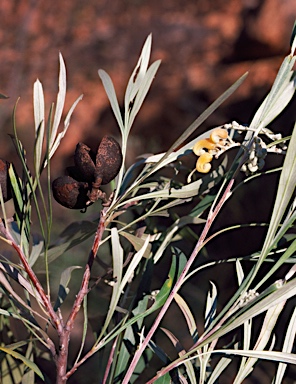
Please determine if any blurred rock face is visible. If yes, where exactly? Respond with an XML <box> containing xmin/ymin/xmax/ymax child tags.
<box><xmin>0</xmin><ymin>0</ymin><xmax>295</xmax><ymax>173</ymax></box>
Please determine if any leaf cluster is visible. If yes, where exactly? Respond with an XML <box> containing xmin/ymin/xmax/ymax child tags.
<box><xmin>0</xmin><ymin>25</ymin><xmax>296</xmax><ymax>384</ymax></box>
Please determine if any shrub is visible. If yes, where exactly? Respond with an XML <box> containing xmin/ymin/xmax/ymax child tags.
<box><xmin>0</xmin><ymin>26</ymin><xmax>296</xmax><ymax>384</ymax></box>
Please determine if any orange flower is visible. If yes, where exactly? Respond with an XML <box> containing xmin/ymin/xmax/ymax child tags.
<box><xmin>196</xmin><ymin>153</ymin><xmax>213</xmax><ymax>173</ymax></box>
<box><xmin>192</xmin><ymin>128</ymin><xmax>228</xmax><ymax>174</ymax></box>
<box><xmin>209</xmin><ymin>128</ymin><xmax>228</xmax><ymax>143</ymax></box>
<box><xmin>193</xmin><ymin>138</ymin><xmax>216</xmax><ymax>156</ymax></box>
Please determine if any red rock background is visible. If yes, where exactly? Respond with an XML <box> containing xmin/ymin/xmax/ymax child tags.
<box><xmin>0</xmin><ymin>1</ymin><xmax>296</xmax><ymax>383</ymax></box>
<box><xmin>1</xmin><ymin>0</ymin><xmax>295</xmax><ymax>169</ymax></box>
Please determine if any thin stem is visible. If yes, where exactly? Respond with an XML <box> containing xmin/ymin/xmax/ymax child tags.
<box><xmin>56</xmin><ymin>206</ymin><xmax>108</xmax><ymax>383</ymax></box>
<box><xmin>0</xmin><ymin>220</ymin><xmax>62</xmax><ymax>335</ymax></box>
<box><xmin>122</xmin><ymin>179</ymin><xmax>234</xmax><ymax>384</ymax></box>
<box><xmin>102</xmin><ymin>336</ymin><xmax>119</xmax><ymax>384</ymax></box>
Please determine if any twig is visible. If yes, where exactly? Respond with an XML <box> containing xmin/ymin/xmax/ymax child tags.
<box><xmin>0</xmin><ymin>220</ymin><xmax>62</xmax><ymax>336</ymax></box>
<box><xmin>122</xmin><ymin>179</ymin><xmax>234</xmax><ymax>384</ymax></box>
<box><xmin>56</xmin><ymin>206</ymin><xmax>108</xmax><ymax>383</ymax></box>
<box><xmin>102</xmin><ymin>336</ymin><xmax>119</xmax><ymax>384</ymax></box>
<box><xmin>0</xmin><ymin>204</ymin><xmax>108</xmax><ymax>384</ymax></box>
<box><xmin>64</xmin><ymin>213</ymin><xmax>145</xmax><ymax>380</ymax></box>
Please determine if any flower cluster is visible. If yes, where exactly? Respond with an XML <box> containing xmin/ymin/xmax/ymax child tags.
<box><xmin>192</xmin><ymin>128</ymin><xmax>229</xmax><ymax>173</ymax></box>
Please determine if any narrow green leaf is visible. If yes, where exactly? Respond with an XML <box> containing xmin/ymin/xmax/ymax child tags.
<box><xmin>8</xmin><ymin>164</ymin><xmax>31</xmax><ymax>255</ymax></box>
<box><xmin>98</xmin><ymin>228</ymin><xmax>124</xmax><ymax>339</ymax></box>
<box><xmin>250</xmin><ymin>53</ymin><xmax>296</xmax><ymax>129</ymax></box>
<box><xmin>99</xmin><ymin>253</ymin><xmax>180</xmax><ymax>349</ymax></box>
<box><xmin>236</xmin><ymin>259</ymin><xmax>244</xmax><ymax>285</ymax></box>
<box><xmin>153</xmin><ymin>373</ymin><xmax>171</xmax><ymax>384</ymax></box>
<box><xmin>204</xmin><ymin>281</ymin><xmax>217</xmax><ymax>330</ymax></box>
<box><xmin>127</xmin><ymin>60</ymin><xmax>161</xmax><ymax>132</ymax></box>
<box><xmin>22</xmin><ymin>342</ymin><xmax>35</xmax><ymax>384</ymax></box>
<box><xmin>234</xmin><ymin>302</ymin><xmax>285</xmax><ymax>383</ymax></box>
<box><xmin>209</xmin><ymin>349</ymin><xmax>296</xmax><ymax>365</ymax></box>
<box><xmin>0</xmin><ymin>184</ymin><xmax>9</xmax><ymax>229</ymax></box>
<box><xmin>290</xmin><ymin>21</ymin><xmax>296</xmax><ymax>53</ymax></box>
<box><xmin>255</xmin><ymin>238</ymin><xmax>296</xmax><ymax>290</ymax></box>
<box><xmin>29</xmin><ymin>238</ymin><xmax>44</xmax><ymax>267</ymax></box>
<box><xmin>154</xmin><ymin>216</ymin><xmax>205</xmax><ymax>263</ymax></box>
<box><xmin>256</xmin><ymin>79</ymin><xmax>296</xmax><ymax>128</ymax></box>
<box><xmin>208</xmin><ymin>357</ymin><xmax>232</xmax><ymax>384</ymax></box>
<box><xmin>124</xmin><ymin>34</ymin><xmax>152</xmax><ymax>112</ymax></box>
<box><xmin>148</xmin><ymin>336</ymin><xmax>170</xmax><ymax>363</ymax></box>
<box><xmin>74</xmin><ymin>296</ymin><xmax>89</xmax><ymax>365</ymax></box>
<box><xmin>120</xmin><ymin>231</ymin><xmax>151</xmax><ymax>258</ymax></box>
<box><xmin>198</xmin><ymin>278</ymin><xmax>296</xmax><ymax>349</ymax></box>
<box><xmin>98</xmin><ymin>69</ymin><xmax>124</xmax><ymax>133</ymax></box>
<box><xmin>34</xmin><ymin>220</ymin><xmax>97</xmax><ymax>271</ymax></box>
<box><xmin>119</xmin><ymin>234</ymin><xmax>150</xmax><ymax>292</ymax></box>
<box><xmin>1</xmin><ymin>262</ymin><xmax>42</xmax><ymax>304</ymax></box>
<box><xmin>3</xmin><ymin>341</ymin><xmax>30</xmax><ymax>351</ymax></box>
<box><xmin>0</xmin><ymin>346</ymin><xmax>44</xmax><ymax>381</ymax></box>
<box><xmin>255</xmin><ymin>122</ymin><xmax>296</xmax><ymax>274</ymax></box>
<box><xmin>250</xmin><ymin>60</ymin><xmax>296</xmax><ymax>129</ymax></box>
<box><xmin>274</xmin><ymin>307</ymin><xmax>296</xmax><ymax>384</ymax></box>
<box><xmin>241</xmin><ymin>318</ymin><xmax>252</xmax><ymax>368</ymax></box>
<box><xmin>114</xmin><ymin>296</ymin><xmax>151</xmax><ymax>379</ymax></box>
<box><xmin>49</xmin><ymin>53</ymin><xmax>66</xmax><ymax>151</ymax></box>
<box><xmin>174</xmin><ymin>293</ymin><xmax>198</xmax><ymax>342</ymax></box>
<box><xmin>48</xmin><ymin>94</ymin><xmax>83</xmax><ymax>162</ymax></box>
<box><xmin>54</xmin><ymin>266</ymin><xmax>82</xmax><ymax>311</ymax></box>
<box><xmin>111</xmin><ymin>227</ymin><xmax>124</xmax><ymax>286</ymax></box>
<box><xmin>22</xmin><ymin>364</ymin><xmax>35</xmax><ymax>384</ymax></box>
<box><xmin>33</xmin><ymin>79</ymin><xmax>45</xmax><ymax>172</ymax></box>
<box><xmin>8</xmin><ymin>163</ymin><xmax>24</xmax><ymax>214</ymax></box>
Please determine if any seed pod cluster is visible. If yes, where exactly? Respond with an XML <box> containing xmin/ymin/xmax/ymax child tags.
<box><xmin>0</xmin><ymin>158</ymin><xmax>12</xmax><ymax>202</ymax></box>
<box><xmin>52</xmin><ymin>136</ymin><xmax>122</xmax><ymax>209</ymax></box>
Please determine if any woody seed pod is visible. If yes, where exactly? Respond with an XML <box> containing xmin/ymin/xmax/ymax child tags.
<box><xmin>95</xmin><ymin>135</ymin><xmax>122</xmax><ymax>185</ymax></box>
<box><xmin>73</xmin><ymin>142</ymin><xmax>96</xmax><ymax>182</ymax></box>
<box><xmin>52</xmin><ymin>176</ymin><xmax>90</xmax><ymax>209</ymax></box>
<box><xmin>87</xmin><ymin>136</ymin><xmax>123</xmax><ymax>203</ymax></box>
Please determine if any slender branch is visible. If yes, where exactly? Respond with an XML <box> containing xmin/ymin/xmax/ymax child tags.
<box><xmin>122</xmin><ymin>179</ymin><xmax>234</xmax><ymax>384</ymax></box>
<box><xmin>66</xmin><ymin>206</ymin><xmax>108</xmax><ymax>328</ymax></box>
<box><xmin>64</xmin><ymin>345</ymin><xmax>96</xmax><ymax>379</ymax></box>
<box><xmin>102</xmin><ymin>336</ymin><xmax>119</xmax><ymax>384</ymax></box>
<box><xmin>0</xmin><ymin>220</ymin><xmax>63</xmax><ymax>336</ymax></box>
<box><xmin>56</xmin><ymin>206</ymin><xmax>108</xmax><ymax>383</ymax></box>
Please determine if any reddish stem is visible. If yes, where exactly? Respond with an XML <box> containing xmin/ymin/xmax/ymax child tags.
<box><xmin>0</xmin><ymin>221</ymin><xmax>62</xmax><ymax>337</ymax></box>
<box><xmin>0</xmin><ymin>205</ymin><xmax>108</xmax><ymax>384</ymax></box>
<box><xmin>123</xmin><ymin>179</ymin><xmax>234</xmax><ymax>384</ymax></box>
<box><xmin>56</xmin><ymin>206</ymin><xmax>108</xmax><ymax>383</ymax></box>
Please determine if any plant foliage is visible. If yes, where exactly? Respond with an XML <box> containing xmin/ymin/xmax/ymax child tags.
<box><xmin>0</xmin><ymin>25</ymin><xmax>296</xmax><ymax>384</ymax></box>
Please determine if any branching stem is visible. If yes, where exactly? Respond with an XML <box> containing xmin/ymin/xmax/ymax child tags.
<box><xmin>122</xmin><ymin>179</ymin><xmax>234</xmax><ymax>384</ymax></box>
<box><xmin>56</xmin><ymin>206</ymin><xmax>108</xmax><ymax>383</ymax></box>
<box><xmin>0</xmin><ymin>205</ymin><xmax>108</xmax><ymax>384</ymax></box>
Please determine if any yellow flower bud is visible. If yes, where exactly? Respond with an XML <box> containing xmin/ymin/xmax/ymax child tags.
<box><xmin>209</xmin><ymin>128</ymin><xmax>228</xmax><ymax>143</ymax></box>
<box><xmin>193</xmin><ymin>138</ymin><xmax>216</xmax><ymax>156</ymax></box>
<box><xmin>196</xmin><ymin>153</ymin><xmax>213</xmax><ymax>173</ymax></box>
<box><xmin>192</xmin><ymin>129</ymin><xmax>229</xmax><ymax>175</ymax></box>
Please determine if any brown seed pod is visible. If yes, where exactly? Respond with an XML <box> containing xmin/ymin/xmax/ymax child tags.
<box><xmin>87</xmin><ymin>136</ymin><xmax>122</xmax><ymax>203</ymax></box>
<box><xmin>52</xmin><ymin>176</ymin><xmax>90</xmax><ymax>209</ymax></box>
<box><xmin>73</xmin><ymin>142</ymin><xmax>96</xmax><ymax>182</ymax></box>
<box><xmin>0</xmin><ymin>158</ymin><xmax>12</xmax><ymax>202</ymax></box>
<box><xmin>95</xmin><ymin>135</ymin><xmax>122</xmax><ymax>185</ymax></box>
